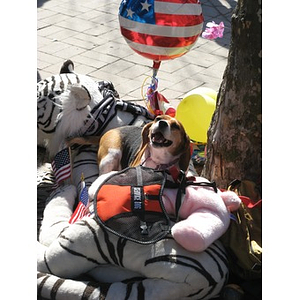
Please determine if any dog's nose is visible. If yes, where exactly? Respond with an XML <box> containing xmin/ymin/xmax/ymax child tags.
<box><xmin>158</xmin><ymin>120</ymin><xmax>168</xmax><ymax>130</ymax></box>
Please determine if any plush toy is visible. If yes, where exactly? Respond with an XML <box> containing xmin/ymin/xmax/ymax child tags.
<box><xmin>168</xmin><ymin>179</ymin><xmax>241</xmax><ymax>252</ymax></box>
<box><xmin>37</xmin><ymin>60</ymin><xmax>153</xmax><ymax>159</ymax></box>
<box><xmin>38</xmin><ymin>170</ymin><xmax>240</xmax><ymax>300</ymax></box>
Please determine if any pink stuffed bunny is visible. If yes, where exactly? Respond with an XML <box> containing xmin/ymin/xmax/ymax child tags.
<box><xmin>162</xmin><ymin>176</ymin><xmax>241</xmax><ymax>252</ymax></box>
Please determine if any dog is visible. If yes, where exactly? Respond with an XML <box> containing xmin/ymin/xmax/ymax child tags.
<box><xmin>67</xmin><ymin>115</ymin><xmax>191</xmax><ymax>175</ymax></box>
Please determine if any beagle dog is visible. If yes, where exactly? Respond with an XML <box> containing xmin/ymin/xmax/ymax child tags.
<box><xmin>67</xmin><ymin>115</ymin><xmax>191</xmax><ymax>175</ymax></box>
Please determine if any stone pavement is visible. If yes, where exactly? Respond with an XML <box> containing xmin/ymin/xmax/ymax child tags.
<box><xmin>37</xmin><ymin>0</ymin><xmax>237</xmax><ymax>107</ymax></box>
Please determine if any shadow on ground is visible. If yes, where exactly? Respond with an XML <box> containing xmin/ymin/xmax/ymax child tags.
<box><xmin>37</xmin><ymin>0</ymin><xmax>50</xmax><ymax>8</ymax></box>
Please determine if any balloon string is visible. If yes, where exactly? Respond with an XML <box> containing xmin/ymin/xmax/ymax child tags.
<box><xmin>146</xmin><ymin>77</ymin><xmax>158</xmax><ymax>112</ymax></box>
<box><xmin>141</xmin><ymin>75</ymin><xmax>151</xmax><ymax>105</ymax></box>
<box><xmin>141</xmin><ymin>76</ymin><xmax>159</xmax><ymax>100</ymax></box>
<box><xmin>152</xmin><ymin>60</ymin><xmax>161</xmax><ymax>85</ymax></box>
<box><xmin>152</xmin><ymin>70</ymin><xmax>158</xmax><ymax>85</ymax></box>
<box><xmin>141</xmin><ymin>76</ymin><xmax>159</xmax><ymax>114</ymax></box>
<box><xmin>142</xmin><ymin>61</ymin><xmax>161</xmax><ymax>112</ymax></box>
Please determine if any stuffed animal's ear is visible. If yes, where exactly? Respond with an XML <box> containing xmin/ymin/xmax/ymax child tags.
<box><xmin>130</xmin><ymin>122</ymin><xmax>153</xmax><ymax>167</ymax></box>
<box><xmin>65</xmin><ymin>84</ymin><xmax>91</xmax><ymax>111</ymax></box>
<box><xmin>178</xmin><ymin>133</ymin><xmax>191</xmax><ymax>172</ymax></box>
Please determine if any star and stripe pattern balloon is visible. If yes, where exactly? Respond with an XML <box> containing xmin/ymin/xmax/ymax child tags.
<box><xmin>119</xmin><ymin>0</ymin><xmax>204</xmax><ymax>61</ymax></box>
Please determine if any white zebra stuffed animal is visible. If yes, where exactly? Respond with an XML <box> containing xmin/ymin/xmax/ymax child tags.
<box><xmin>37</xmin><ymin>60</ymin><xmax>154</xmax><ymax>159</ymax></box>
<box><xmin>37</xmin><ymin>70</ymin><xmax>102</xmax><ymax>157</ymax></box>
<box><xmin>37</xmin><ymin>177</ymin><xmax>232</xmax><ymax>300</ymax></box>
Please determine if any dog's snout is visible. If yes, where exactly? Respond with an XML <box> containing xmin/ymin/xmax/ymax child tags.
<box><xmin>158</xmin><ymin>120</ymin><xmax>168</xmax><ymax>130</ymax></box>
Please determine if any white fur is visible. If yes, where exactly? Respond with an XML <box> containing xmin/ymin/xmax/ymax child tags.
<box><xmin>37</xmin><ymin>74</ymin><xmax>103</xmax><ymax>157</ymax></box>
<box><xmin>39</xmin><ymin>185</ymin><xmax>77</xmax><ymax>247</ymax></box>
<box><xmin>49</xmin><ymin>85</ymin><xmax>93</xmax><ymax>156</ymax></box>
<box><xmin>99</xmin><ymin>148</ymin><xmax>122</xmax><ymax>174</ymax></box>
<box><xmin>151</xmin><ymin>120</ymin><xmax>172</xmax><ymax>139</ymax></box>
<box><xmin>148</xmin><ymin>143</ymin><xmax>181</xmax><ymax>166</ymax></box>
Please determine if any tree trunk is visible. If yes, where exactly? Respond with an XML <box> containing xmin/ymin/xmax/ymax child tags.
<box><xmin>201</xmin><ymin>0</ymin><xmax>262</xmax><ymax>190</ymax></box>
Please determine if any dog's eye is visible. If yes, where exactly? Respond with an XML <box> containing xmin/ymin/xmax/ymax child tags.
<box><xmin>170</xmin><ymin>123</ymin><xmax>180</xmax><ymax>130</ymax></box>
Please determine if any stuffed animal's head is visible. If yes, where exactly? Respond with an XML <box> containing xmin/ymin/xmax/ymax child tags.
<box><xmin>37</xmin><ymin>74</ymin><xmax>104</xmax><ymax>158</ymax></box>
<box><xmin>167</xmin><ymin>180</ymin><xmax>241</xmax><ymax>252</ymax></box>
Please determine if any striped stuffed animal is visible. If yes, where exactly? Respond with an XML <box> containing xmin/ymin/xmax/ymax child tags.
<box><xmin>37</xmin><ymin>173</ymin><xmax>235</xmax><ymax>300</ymax></box>
<box><xmin>37</xmin><ymin>60</ymin><xmax>154</xmax><ymax>160</ymax></box>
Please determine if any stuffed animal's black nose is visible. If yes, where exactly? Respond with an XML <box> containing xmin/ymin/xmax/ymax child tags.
<box><xmin>158</xmin><ymin>120</ymin><xmax>168</xmax><ymax>130</ymax></box>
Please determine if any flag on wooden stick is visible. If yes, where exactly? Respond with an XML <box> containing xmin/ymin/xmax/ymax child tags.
<box><xmin>69</xmin><ymin>173</ymin><xmax>90</xmax><ymax>224</ymax></box>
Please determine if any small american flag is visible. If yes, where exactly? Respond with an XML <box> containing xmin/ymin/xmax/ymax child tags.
<box><xmin>69</xmin><ymin>175</ymin><xmax>90</xmax><ymax>224</ymax></box>
<box><xmin>119</xmin><ymin>0</ymin><xmax>204</xmax><ymax>61</ymax></box>
<box><xmin>51</xmin><ymin>148</ymin><xmax>71</xmax><ymax>184</ymax></box>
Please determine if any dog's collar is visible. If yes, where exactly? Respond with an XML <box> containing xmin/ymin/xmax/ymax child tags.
<box><xmin>141</xmin><ymin>156</ymin><xmax>179</xmax><ymax>171</ymax></box>
<box><xmin>140</xmin><ymin>156</ymin><xmax>182</xmax><ymax>183</ymax></box>
<box><xmin>154</xmin><ymin>158</ymin><xmax>179</xmax><ymax>171</ymax></box>
<box><xmin>140</xmin><ymin>156</ymin><xmax>192</xmax><ymax>183</ymax></box>
<box><xmin>166</xmin><ymin>165</ymin><xmax>182</xmax><ymax>182</ymax></box>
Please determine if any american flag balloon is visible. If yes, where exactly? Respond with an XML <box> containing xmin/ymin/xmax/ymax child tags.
<box><xmin>119</xmin><ymin>0</ymin><xmax>204</xmax><ymax>61</ymax></box>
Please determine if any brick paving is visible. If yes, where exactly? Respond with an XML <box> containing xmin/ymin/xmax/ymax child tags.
<box><xmin>37</xmin><ymin>0</ymin><xmax>237</xmax><ymax>107</ymax></box>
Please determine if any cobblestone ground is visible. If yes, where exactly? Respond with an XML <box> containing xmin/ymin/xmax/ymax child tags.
<box><xmin>37</xmin><ymin>0</ymin><xmax>237</xmax><ymax>107</ymax></box>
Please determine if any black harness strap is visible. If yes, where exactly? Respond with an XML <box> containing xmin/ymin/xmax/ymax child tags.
<box><xmin>174</xmin><ymin>170</ymin><xmax>218</xmax><ymax>222</ymax></box>
<box><xmin>132</xmin><ymin>166</ymin><xmax>148</xmax><ymax>235</ymax></box>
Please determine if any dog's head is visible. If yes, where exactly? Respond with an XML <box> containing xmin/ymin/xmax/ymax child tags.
<box><xmin>131</xmin><ymin>115</ymin><xmax>191</xmax><ymax>171</ymax></box>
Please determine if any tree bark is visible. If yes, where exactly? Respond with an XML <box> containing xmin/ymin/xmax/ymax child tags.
<box><xmin>201</xmin><ymin>0</ymin><xmax>262</xmax><ymax>189</ymax></box>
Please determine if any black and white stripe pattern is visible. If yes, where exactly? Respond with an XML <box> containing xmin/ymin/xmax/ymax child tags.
<box><xmin>37</xmin><ymin>73</ymin><xmax>84</xmax><ymax>133</ymax></box>
<box><xmin>38</xmin><ymin>184</ymin><xmax>229</xmax><ymax>300</ymax></box>
<box><xmin>38</xmin><ymin>224</ymin><xmax>228</xmax><ymax>300</ymax></box>
<box><xmin>37</xmin><ymin>271</ymin><xmax>111</xmax><ymax>300</ymax></box>
<box><xmin>37</xmin><ymin>72</ymin><xmax>153</xmax><ymax>158</ymax></box>
<box><xmin>37</xmin><ymin>73</ymin><xmax>103</xmax><ymax>150</ymax></box>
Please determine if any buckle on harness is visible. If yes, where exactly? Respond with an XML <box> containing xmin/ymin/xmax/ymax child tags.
<box><xmin>186</xmin><ymin>179</ymin><xmax>218</xmax><ymax>193</ymax></box>
<box><xmin>177</xmin><ymin>170</ymin><xmax>186</xmax><ymax>185</ymax></box>
<box><xmin>140</xmin><ymin>221</ymin><xmax>149</xmax><ymax>235</ymax></box>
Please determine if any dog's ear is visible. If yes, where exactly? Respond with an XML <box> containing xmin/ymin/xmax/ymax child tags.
<box><xmin>130</xmin><ymin>121</ymin><xmax>153</xmax><ymax>167</ymax></box>
<box><xmin>178</xmin><ymin>133</ymin><xmax>191</xmax><ymax>172</ymax></box>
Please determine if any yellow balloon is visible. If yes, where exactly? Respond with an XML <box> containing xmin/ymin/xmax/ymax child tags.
<box><xmin>175</xmin><ymin>92</ymin><xmax>216</xmax><ymax>143</ymax></box>
<box><xmin>185</xmin><ymin>87</ymin><xmax>217</xmax><ymax>101</ymax></box>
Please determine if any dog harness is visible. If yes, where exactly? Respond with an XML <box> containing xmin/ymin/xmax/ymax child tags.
<box><xmin>94</xmin><ymin>166</ymin><xmax>218</xmax><ymax>244</ymax></box>
<box><xmin>94</xmin><ymin>166</ymin><xmax>172</xmax><ymax>244</ymax></box>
